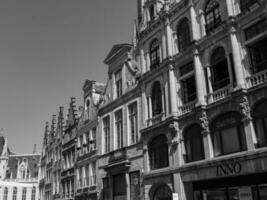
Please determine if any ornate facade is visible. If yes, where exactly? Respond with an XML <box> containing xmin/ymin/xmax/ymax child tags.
<box><xmin>39</xmin><ymin>0</ymin><xmax>267</xmax><ymax>200</ymax></box>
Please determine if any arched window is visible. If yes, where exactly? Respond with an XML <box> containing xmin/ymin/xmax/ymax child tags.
<box><xmin>149</xmin><ymin>135</ymin><xmax>169</xmax><ymax>170</ymax></box>
<box><xmin>253</xmin><ymin>100</ymin><xmax>267</xmax><ymax>147</ymax></box>
<box><xmin>184</xmin><ymin>124</ymin><xmax>205</xmax><ymax>162</ymax></box>
<box><xmin>210</xmin><ymin>47</ymin><xmax>230</xmax><ymax>91</ymax></box>
<box><xmin>13</xmin><ymin>187</ymin><xmax>17</xmax><ymax>200</ymax></box>
<box><xmin>151</xmin><ymin>81</ymin><xmax>163</xmax><ymax>116</ymax></box>
<box><xmin>177</xmin><ymin>18</ymin><xmax>191</xmax><ymax>52</ymax></box>
<box><xmin>31</xmin><ymin>187</ymin><xmax>36</xmax><ymax>200</ymax></box>
<box><xmin>153</xmin><ymin>185</ymin><xmax>172</xmax><ymax>200</ymax></box>
<box><xmin>211</xmin><ymin>112</ymin><xmax>247</xmax><ymax>156</ymax></box>
<box><xmin>22</xmin><ymin>187</ymin><xmax>27</xmax><ymax>200</ymax></box>
<box><xmin>204</xmin><ymin>0</ymin><xmax>221</xmax><ymax>34</ymax></box>
<box><xmin>150</xmin><ymin>39</ymin><xmax>160</xmax><ymax>70</ymax></box>
<box><xmin>3</xmin><ymin>187</ymin><xmax>8</xmax><ymax>200</ymax></box>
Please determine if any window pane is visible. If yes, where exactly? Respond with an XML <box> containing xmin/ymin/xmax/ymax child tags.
<box><xmin>221</xmin><ymin>127</ymin><xmax>240</xmax><ymax>154</ymax></box>
<box><xmin>113</xmin><ymin>174</ymin><xmax>126</xmax><ymax>196</ymax></box>
<box><xmin>213</xmin><ymin>131</ymin><xmax>222</xmax><ymax>156</ymax></box>
<box><xmin>130</xmin><ymin>172</ymin><xmax>140</xmax><ymax>200</ymax></box>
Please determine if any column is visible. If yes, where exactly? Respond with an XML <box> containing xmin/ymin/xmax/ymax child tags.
<box><xmin>229</xmin><ymin>26</ymin><xmax>246</xmax><ymax>88</ymax></box>
<box><xmin>202</xmin><ymin>130</ymin><xmax>214</xmax><ymax>159</ymax></box>
<box><xmin>140</xmin><ymin>48</ymin><xmax>146</xmax><ymax>73</ymax></box>
<box><xmin>225</xmin><ymin>0</ymin><xmax>234</xmax><ymax>17</ymax></box>
<box><xmin>193</xmin><ymin>49</ymin><xmax>206</xmax><ymax>105</ymax></box>
<box><xmin>126</xmin><ymin>173</ymin><xmax>130</xmax><ymax>200</ymax></box>
<box><xmin>168</xmin><ymin>65</ymin><xmax>178</xmax><ymax>115</ymax></box>
<box><xmin>143</xmin><ymin>145</ymin><xmax>149</xmax><ymax>172</ymax></box>
<box><xmin>190</xmin><ymin>5</ymin><xmax>199</xmax><ymax>41</ymax></box>
<box><xmin>165</xmin><ymin>18</ymin><xmax>173</xmax><ymax>57</ymax></box>
<box><xmin>161</xmin><ymin>31</ymin><xmax>167</xmax><ymax>60</ymax></box>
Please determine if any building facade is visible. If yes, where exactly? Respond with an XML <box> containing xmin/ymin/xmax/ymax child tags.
<box><xmin>39</xmin><ymin>0</ymin><xmax>267</xmax><ymax>200</ymax></box>
<box><xmin>0</xmin><ymin>132</ymin><xmax>40</xmax><ymax>200</ymax></box>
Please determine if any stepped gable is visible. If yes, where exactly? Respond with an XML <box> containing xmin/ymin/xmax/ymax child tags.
<box><xmin>43</xmin><ymin>121</ymin><xmax>49</xmax><ymax>146</ymax></box>
<box><xmin>49</xmin><ymin>115</ymin><xmax>56</xmax><ymax>142</ymax></box>
<box><xmin>56</xmin><ymin>106</ymin><xmax>64</xmax><ymax>139</ymax></box>
<box><xmin>66</xmin><ymin>97</ymin><xmax>78</xmax><ymax>129</ymax></box>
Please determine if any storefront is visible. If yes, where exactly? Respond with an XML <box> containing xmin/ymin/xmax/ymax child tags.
<box><xmin>180</xmin><ymin>150</ymin><xmax>267</xmax><ymax>200</ymax></box>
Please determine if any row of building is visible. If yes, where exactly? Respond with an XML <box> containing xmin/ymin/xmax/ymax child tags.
<box><xmin>39</xmin><ymin>0</ymin><xmax>267</xmax><ymax>200</ymax></box>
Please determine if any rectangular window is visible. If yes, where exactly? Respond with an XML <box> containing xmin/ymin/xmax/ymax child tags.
<box><xmin>90</xmin><ymin>162</ymin><xmax>96</xmax><ymax>186</ymax></box>
<box><xmin>103</xmin><ymin>178</ymin><xmax>109</xmax><ymax>200</ymax></box>
<box><xmin>115</xmin><ymin>110</ymin><xmax>123</xmax><ymax>149</ymax></box>
<box><xmin>244</xmin><ymin>19</ymin><xmax>266</xmax><ymax>41</ymax></box>
<box><xmin>129</xmin><ymin>102</ymin><xmax>138</xmax><ymax>144</ymax></box>
<box><xmin>240</xmin><ymin>0</ymin><xmax>260</xmax><ymax>13</ymax></box>
<box><xmin>181</xmin><ymin>76</ymin><xmax>197</xmax><ymax>103</ymax></box>
<box><xmin>180</xmin><ymin>61</ymin><xmax>194</xmax><ymax>76</ymax></box>
<box><xmin>22</xmin><ymin>188</ymin><xmax>27</xmax><ymax>200</ymax></box>
<box><xmin>85</xmin><ymin>165</ymin><xmax>89</xmax><ymax>187</ymax></box>
<box><xmin>103</xmin><ymin>116</ymin><xmax>110</xmax><ymax>153</ymax></box>
<box><xmin>115</xmin><ymin>69</ymin><xmax>122</xmax><ymax>98</ymax></box>
<box><xmin>86</xmin><ymin>131</ymin><xmax>90</xmax><ymax>152</ymax></box>
<box><xmin>90</xmin><ymin>127</ymin><xmax>97</xmax><ymax>151</ymax></box>
<box><xmin>130</xmin><ymin>172</ymin><xmax>140</xmax><ymax>200</ymax></box>
<box><xmin>113</xmin><ymin>174</ymin><xmax>126</xmax><ymax>198</ymax></box>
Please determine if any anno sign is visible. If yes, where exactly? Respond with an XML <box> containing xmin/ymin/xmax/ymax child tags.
<box><xmin>216</xmin><ymin>161</ymin><xmax>242</xmax><ymax>177</ymax></box>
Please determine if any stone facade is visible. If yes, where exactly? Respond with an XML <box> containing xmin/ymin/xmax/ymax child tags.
<box><xmin>39</xmin><ymin>0</ymin><xmax>267</xmax><ymax>200</ymax></box>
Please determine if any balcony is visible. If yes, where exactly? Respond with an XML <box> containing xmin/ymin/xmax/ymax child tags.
<box><xmin>247</xmin><ymin>69</ymin><xmax>267</xmax><ymax>88</ymax></box>
<box><xmin>179</xmin><ymin>101</ymin><xmax>196</xmax><ymax>115</ymax></box>
<box><xmin>146</xmin><ymin>112</ymin><xmax>165</xmax><ymax>127</ymax></box>
<box><xmin>207</xmin><ymin>85</ymin><xmax>231</xmax><ymax>104</ymax></box>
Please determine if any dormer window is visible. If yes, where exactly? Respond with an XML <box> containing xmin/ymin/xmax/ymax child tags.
<box><xmin>115</xmin><ymin>69</ymin><xmax>122</xmax><ymax>98</ymax></box>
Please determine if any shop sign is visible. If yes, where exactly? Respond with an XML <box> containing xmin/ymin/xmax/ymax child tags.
<box><xmin>239</xmin><ymin>187</ymin><xmax>252</xmax><ymax>200</ymax></box>
<box><xmin>216</xmin><ymin>161</ymin><xmax>242</xmax><ymax>177</ymax></box>
<box><xmin>172</xmin><ymin>193</ymin><xmax>179</xmax><ymax>200</ymax></box>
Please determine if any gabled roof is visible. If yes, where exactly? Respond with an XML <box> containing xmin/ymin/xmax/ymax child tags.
<box><xmin>65</xmin><ymin>97</ymin><xmax>78</xmax><ymax>128</ymax></box>
<box><xmin>104</xmin><ymin>43</ymin><xmax>133</xmax><ymax>65</ymax></box>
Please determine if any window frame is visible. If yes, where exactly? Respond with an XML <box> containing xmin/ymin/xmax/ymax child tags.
<box><xmin>103</xmin><ymin>116</ymin><xmax>111</xmax><ymax>153</ymax></box>
<box><xmin>149</xmin><ymin>39</ymin><xmax>160</xmax><ymax>70</ymax></box>
<box><xmin>115</xmin><ymin>69</ymin><xmax>122</xmax><ymax>98</ymax></box>
<box><xmin>151</xmin><ymin>81</ymin><xmax>163</xmax><ymax>117</ymax></box>
<box><xmin>204</xmin><ymin>0</ymin><xmax>221</xmax><ymax>34</ymax></box>
<box><xmin>115</xmin><ymin>109</ymin><xmax>123</xmax><ymax>149</ymax></box>
<box><xmin>177</xmin><ymin>18</ymin><xmax>191</xmax><ymax>52</ymax></box>
<box><xmin>128</xmin><ymin>102</ymin><xmax>138</xmax><ymax>145</ymax></box>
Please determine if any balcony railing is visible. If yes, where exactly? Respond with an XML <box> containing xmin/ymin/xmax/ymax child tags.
<box><xmin>247</xmin><ymin>69</ymin><xmax>267</xmax><ymax>88</ymax></box>
<box><xmin>207</xmin><ymin>85</ymin><xmax>231</xmax><ymax>104</ymax></box>
<box><xmin>178</xmin><ymin>101</ymin><xmax>196</xmax><ymax>115</ymax></box>
<box><xmin>146</xmin><ymin>112</ymin><xmax>165</xmax><ymax>127</ymax></box>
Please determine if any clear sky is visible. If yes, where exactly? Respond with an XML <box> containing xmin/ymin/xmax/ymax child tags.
<box><xmin>0</xmin><ymin>0</ymin><xmax>137</xmax><ymax>154</ymax></box>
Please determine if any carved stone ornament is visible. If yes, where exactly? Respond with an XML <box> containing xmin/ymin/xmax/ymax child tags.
<box><xmin>199</xmin><ymin>111</ymin><xmax>209</xmax><ymax>132</ymax></box>
<box><xmin>239</xmin><ymin>96</ymin><xmax>251</xmax><ymax>121</ymax></box>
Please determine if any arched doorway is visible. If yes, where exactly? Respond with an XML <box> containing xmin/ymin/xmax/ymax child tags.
<box><xmin>153</xmin><ymin>185</ymin><xmax>172</xmax><ymax>200</ymax></box>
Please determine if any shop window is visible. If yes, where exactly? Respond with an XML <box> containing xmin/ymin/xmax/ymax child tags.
<box><xmin>210</xmin><ymin>47</ymin><xmax>230</xmax><ymax>91</ymax></box>
<box><xmin>31</xmin><ymin>187</ymin><xmax>36</xmax><ymax>200</ymax></box>
<box><xmin>240</xmin><ymin>0</ymin><xmax>260</xmax><ymax>13</ymax></box>
<box><xmin>211</xmin><ymin>112</ymin><xmax>247</xmax><ymax>156</ymax></box>
<box><xmin>149</xmin><ymin>135</ymin><xmax>169</xmax><ymax>170</ymax></box>
<box><xmin>177</xmin><ymin>18</ymin><xmax>191</xmax><ymax>52</ymax></box>
<box><xmin>130</xmin><ymin>171</ymin><xmax>140</xmax><ymax>200</ymax></box>
<box><xmin>103</xmin><ymin>177</ymin><xmax>110</xmax><ymax>200</ymax></box>
<box><xmin>115</xmin><ymin>69</ymin><xmax>122</xmax><ymax>98</ymax></box>
<box><xmin>253</xmin><ymin>100</ymin><xmax>267</xmax><ymax>147</ymax></box>
<box><xmin>113</xmin><ymin>174</ymin><xmax>126</xmax><ymax>199</ymax></box>
<box><xmin>204</xmin><ymin>0</ymin><xmax>221</xmax><ymax>34</ymax></box>
<box><xmin>115</xmin><ymin>109</ymin><xmax>123</xmax><ymax>149</ymax></box>
<box><xmin>151</xmin><ymin>81</ymin><xmax>163</xmax><ymax>116</ymax></box>
<box><xmin>153</xmin><ymin>185</ymin><xmax>172</xmax><ymax>200</ymax></box>
<box><xmin>150</xmin><ymin>39</ymin><xmax>160</xmax><ymax>70</ymax></box>
<box><xmin>103</xmin><ymin>116</ymin><xmax>110</xmax><ymax>153</ymax></box>
<box><xmin>184</xmin><ymin>124</ymin><xmax>205</xmax><ymax>163</ymax></box>
<box><xmin>129</xmin><ymin>102</ymin><xmax>138</xmax><ymax>145</ymax></box>
<box><xmin>13</xmin><ymin>187</ymin><xmax>17</xmax><ymax>200</ymax></box>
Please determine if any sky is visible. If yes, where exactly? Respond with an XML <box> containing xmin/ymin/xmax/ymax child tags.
<box><xmin>0</xmin><ymin>0</ymin><xmax>137</xmax><ymax>154</ymax></box>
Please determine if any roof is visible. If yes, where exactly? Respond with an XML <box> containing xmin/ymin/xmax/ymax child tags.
<box><xmin>104</xmin><ymin>43</ymin><xmax>133</xmax><ymax>65</ymax></box>
<box><xmin>0</xmin><ymin>136</ymin><xmax>5</xmax><ymax>155</ymax></box>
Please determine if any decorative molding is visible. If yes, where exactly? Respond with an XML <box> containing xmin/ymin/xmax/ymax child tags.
<box><xmin>199</xmin><ymin>110</ymin><xmax>209</xmax><ymax>132</ymax></box>
<box><xmin>239</xmin><ymin>95</ymin><xmax>252</xmax><ymax>121</ymax></box>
